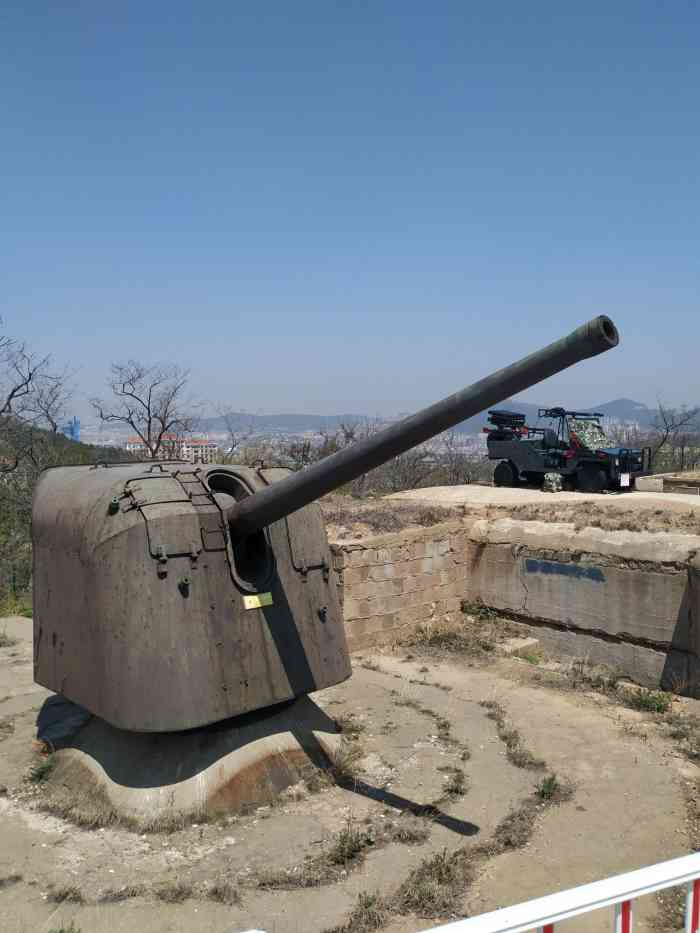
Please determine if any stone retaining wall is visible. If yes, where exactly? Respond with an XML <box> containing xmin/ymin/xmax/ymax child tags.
<box><xmin>330</xmin><ymin>519</ymin><xmax>700</xmax><ymax>692</ymax></box>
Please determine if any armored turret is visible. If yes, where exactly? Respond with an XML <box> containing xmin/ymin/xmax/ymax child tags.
<box><xmin>32</xmin><ymin>316</ymin><xmax>619</xmax><ymax>732</ymax></box>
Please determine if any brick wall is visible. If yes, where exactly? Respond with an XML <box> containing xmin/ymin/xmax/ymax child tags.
<box><xmin>330</xmin><ymin>521</ymin><xmax>472</xmax><ymax>651</ymax></box>
<box><xmin>330</xmin><ymin>517</ymin><xmax>700</xmax><ymax>693</ymax></box>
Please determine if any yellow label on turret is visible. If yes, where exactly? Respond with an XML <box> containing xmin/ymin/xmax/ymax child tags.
<box><xmin>243</xmin><ymin>593</ymin><xmax>274</xmax><ymax>610</ymax></box>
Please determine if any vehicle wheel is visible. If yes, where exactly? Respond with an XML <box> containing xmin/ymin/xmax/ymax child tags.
<box><xmin>577</xmin><ymin>467</ymin><xmax>608</xmax><ymax>493</ymax></box>
<box><xmin>494</xmin><ymin>461</ymin><xmax>518</xmax><ymax>487</ymax></box>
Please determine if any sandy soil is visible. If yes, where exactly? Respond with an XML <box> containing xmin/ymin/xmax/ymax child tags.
<box><xmin>1</xmin><ymin>614</ymin><xmax>696</xmax><ymax>933</ymax></box>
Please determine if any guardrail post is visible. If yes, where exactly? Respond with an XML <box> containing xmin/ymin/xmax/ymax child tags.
<box><xmin>687</xmin><ymin>879</ymin><xmax>700</xmax><ymax>933</ymax></box>
<box><xmin>614</xmin><ymin>900</ymin><xmax>633</xmax><ymax>933</ymax></box>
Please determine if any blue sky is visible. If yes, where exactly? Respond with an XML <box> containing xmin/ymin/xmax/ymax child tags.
<box><xmin>2</xmin><ymin>2</ymin><xmax>698</xmax><ymax>417</ymax></box>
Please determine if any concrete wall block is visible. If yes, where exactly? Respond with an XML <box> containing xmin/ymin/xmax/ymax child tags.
<box><xmin>421</xmin><ymin>557</ymin><xmax>434</xmax><ymax>574</ymax></box>
<box><xmin>391</xmin><ymin>544</ymin><xmax>412</xmax><ymax>562</ymax></box>
<box><xmin>344</xmin><ymin>598</ymin><xmax>374</xmax><ymax>621</ymax></box>
<box><xmin>345</xmin><ymin>549</ymin><xmax>371</xmax><ymax>568</ymax></box>
<box><xmin>344</xmin><ymin>565</ymin><xmax>371</xmax><ymax>586</ymax></box>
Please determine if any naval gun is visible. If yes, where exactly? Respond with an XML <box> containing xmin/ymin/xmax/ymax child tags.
<box><xmin>32</xmin><ymin>316</ymin><xmax>619</xmax><ymax>732</ymax></box>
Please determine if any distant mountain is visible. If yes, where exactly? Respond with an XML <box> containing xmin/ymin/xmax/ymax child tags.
<box><xmin>591</xmin><ymin>398</ymin><xmax>655</xmax><ymax>426</ymax></box>
<box><xmin>198</xmin><ymin>399</ymin><xmax>655</xmax><ymax>437</ymax></box>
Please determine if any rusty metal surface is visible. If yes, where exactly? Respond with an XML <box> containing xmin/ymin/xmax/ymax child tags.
<box><xmin>32</xmin><ymin>463</ymin><xmax>350</xmax><ymax>731</ymax></box>
<box><xmin>228</xmin><ymin>315</ymin><xmax>619</xmax><ymax>538</ymax></box>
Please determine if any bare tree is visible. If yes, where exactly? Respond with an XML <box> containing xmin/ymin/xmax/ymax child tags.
<box><xmin>91</xmin><ymin>362</ymin><xmax>196</xmax><ymax>459</ymax></box>
<box><xmin>0</xmin><ymin>323</ymin><xmax>73</xmax><ymax>473</ymax></box>
<box><xmin>216</xmin><ymin>407</ymin><xmax>256</xmax><ymax>462</ymax></box>
<box><xmin>650</xmin><ymin>401</ymin><xmax>700</xmax><ymax>468</ymax></box>
<box><xmin>438</xmin><ymin>430</ymin><xmax>472</xmax><ymax>485</ymax></box>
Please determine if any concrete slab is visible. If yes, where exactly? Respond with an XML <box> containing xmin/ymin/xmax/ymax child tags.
<box><xmin>390</xmin><ymin>483</ymin><xmax>700</xmax><ymax>510</ymax></box>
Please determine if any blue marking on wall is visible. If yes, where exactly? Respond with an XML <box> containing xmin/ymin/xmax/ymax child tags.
<box><xmin>523</xmin><ymin>559</ymin><xmax>605</xmax><ymax>583</ymax></box>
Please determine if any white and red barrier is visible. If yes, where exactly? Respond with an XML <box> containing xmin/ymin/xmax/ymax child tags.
<box><xmin>423</xmin><ymin>852</ymin><xmax>700</xmax><ymax>932</ymax></box>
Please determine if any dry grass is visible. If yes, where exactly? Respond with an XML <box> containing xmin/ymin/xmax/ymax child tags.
<box><xmin>256</xmin><ymin>813</ymin><xmax>429</xmax><ymax>893</ymax></box>
<box><xmin>322</xmin><ymin>498</ymin><xmax>460</xmax><ymax>539</ymax></box>
<box><xmin>439</xmin><ymin>767</ymin><xmax>467</xmax><ymax>800</ymax></box>
<box><xmin>393</xmin><ymin>847</ymin><xmax>474</xmax><ymax>918</ymax></box>
<box><xmin>327</xmin><ymin>737</ymin><xmax>364</xmax><ymax>783</ymax></box>
<box><xmin>98</xmin><ymin>884</ymin><xmax>146</xmax><ymax>903</ymax></box>
<box><xmin>155</xmin><ymin>880</ymin><xmax>194</xmax><ymax>903</ymax></box>
<box><xmin>480</xmin><ymin>701</ymin><xmax>546</xmax><ymax>770</ymax></box>
<box><xmin>403</xmin><ymin>600</ymin><xmax>520</xmax><ymax>660</ymax></box>
<box><xmin>207</xmin><ymin>879</ymin><xmax>241</xmax><ymax>905</ymax></box>
<box><xmin>325</xmin><ymin>891</ymin><xmax>390</xmax><ymax>932</ymax></box>
<box><xmin>47</xmin><ymin>884</ymin><xmax>84</xmax><ymax>904</ymax></box>
<box><xmin>509</xmin><ymin>500</ymin><xmax>700</xmax><ymax>537</ymax></box>
<box><xmin>256</xmin><ymin>817</ymin><xmax>375</xmax><ymax>890</ymax></box>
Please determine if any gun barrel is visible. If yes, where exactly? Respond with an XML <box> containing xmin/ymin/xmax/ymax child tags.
<box><xmin>227</xmin><ymin>315</ymin><xmax>619</xmax><ymax>539</ymax></box>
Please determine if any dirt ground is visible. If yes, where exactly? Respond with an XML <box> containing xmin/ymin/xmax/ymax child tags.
<box><xmin>1</xmin><ymin>613</ymin><xmax>698</xmax><ymax>933</ymax></box>
<box><xmin>321</xmin><ymin>485</ymin><xmax>700</xmax><ymax>540</ymax></box>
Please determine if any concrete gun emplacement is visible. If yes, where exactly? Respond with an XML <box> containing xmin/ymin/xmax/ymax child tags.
<box><xmin>32</xmin><ymin>316</ymin><xmax>619</xmax><ymax>732</ymax></box>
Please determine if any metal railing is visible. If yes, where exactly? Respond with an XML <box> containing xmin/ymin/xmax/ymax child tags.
<box><xmin>423</xmin><ymin>852</ymin><xmax>700</xmax><ymax>932</ymax></box>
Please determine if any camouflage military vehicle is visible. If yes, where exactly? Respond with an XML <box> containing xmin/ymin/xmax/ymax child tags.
<box><xmin>486</xmin><ymin>407</ymin><xmax>651</xmax><ymax>492</ymax></box>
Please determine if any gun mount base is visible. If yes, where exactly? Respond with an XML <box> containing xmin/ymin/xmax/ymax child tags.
<box><xmin>34</xmin><ymin>694</ymin><xmax>342</xmax><ymax>829</ymax></box>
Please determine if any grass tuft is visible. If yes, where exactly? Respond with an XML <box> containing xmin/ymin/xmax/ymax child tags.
<box><xmin>480</xmin><ymin>701</ymin><xmax>545</xmax><ymax>771</ymax></box>
<box><xmin>155</xmin><ymin>880</ymin><xmax>193</xmax><ymax>903</ymax></box>
<box><xmin>624</xmin><ymin>688</ymin><xmax>672</xmax><ymax>714</ymax></box>
<box><xmin>393</xmin><ymin>847</ymin><xmax>474</xmax><ymax>918</ymax></box>
<box><xmin>47</xmin><ymin>884</ymin><xmax>84</xmax><ymax>904</ymax></box>
<box><xmin>325</xmin><ymin>890</ymin><xmax>390</xmax><ymax>933</ymax></box>
<box><xmin>537</xmin><ymin>774</ymin><xmax>560</xmax><ymax>800</ymax></box>
<box><xmin>208</xmin><ymin>880</ymin><xmax>240</xmax><ymax>905</ymax></box>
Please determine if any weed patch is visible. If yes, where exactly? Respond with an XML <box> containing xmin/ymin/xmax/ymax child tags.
<box><xmin>155</xmin><ymin>880</ymin><xmax>193</xmax><ymax>903</ymax></box>
<box><xmin>47</xmin><ymin>884</ymin><xmax>84</xmax><ymax>904</ymax></box>
<box><xmin>207</xmin><ymin>880</ymin><xmax>241</xmax><ymax>905</ymax></box>
<box><xmin>440</xmin><ymin>767</ymin><xmax>467</xmax><ymax>799</ymax></box>
<box><xmin>481</xmin><ymin>701</ymin><xmax>545</xmax><ymax>771</ymax></box>
<box><xmin>393</xmin><ymin>847</ymin><xmax>474</xmax><ymax>918</ymax></box>
<box><xmin>624</xmin><ymin>688</ymin><xmax>672</xmax><ymax>714</ymax></box>
<box><xmin>325</xmin><ymin>891</ymin><xmax>390</xmax><ymax>932</ymax></box>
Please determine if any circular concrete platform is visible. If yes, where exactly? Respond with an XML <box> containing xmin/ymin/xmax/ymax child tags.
<box><xmin>38</xmin><ymin>695</ymin><xmax>343</xmax><ymax>830</ymax></box>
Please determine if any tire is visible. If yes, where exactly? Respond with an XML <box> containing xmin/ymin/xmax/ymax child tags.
<box><xmin>577</xmin><ymin>466</ymin><xmax>608</xmax><ymax>493</ymax></box>
<box><xmin>494</xmin><ymin>460</ymin><xmax>518</xmax><ymax>487</ymax></box>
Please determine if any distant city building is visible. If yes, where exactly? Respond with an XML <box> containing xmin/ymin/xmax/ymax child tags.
<box><xmin>179</xmin><ymin>437</ymin><xmax>220</xmax><ymax>464</ymax></box>
<box><xmin>59</xmin><ymin>416</ymin><xmax>81</xmax><ymax>443</ymax></box>
<box><xmin>125</xmin><ymin>433</ymin><xmax>220</xmax><ymax>464</ymax></box>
